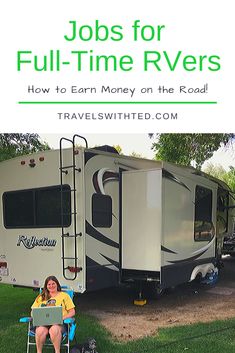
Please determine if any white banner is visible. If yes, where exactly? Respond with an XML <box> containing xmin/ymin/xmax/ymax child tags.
<box><xmin>1</xmin><ymin>0</ymin><xmax>234</xmax><ymax>133</ymax></box>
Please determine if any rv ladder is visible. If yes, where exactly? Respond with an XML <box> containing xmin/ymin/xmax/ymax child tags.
<box><xmin>59</xmin><ymin>135</ymin><xmax>88</xmax><ymax>280</ymax></box>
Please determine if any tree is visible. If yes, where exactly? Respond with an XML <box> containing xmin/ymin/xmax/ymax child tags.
<box><xmin>225</xmin><ymin>167</ymin><xmax>235</xmax><ymax>191</ymax></box>
<box><xmin>204</xmin><ymin>163</ymin><xmax>235</xmax><ymax>191</ymax></box>
<box><xmin>149</xmin><ymin>133</ymin><xmax>235</xmax><ymax>169</ymax></box>
<box><xmin>203</xmin><ymin>163</ymin><xmax>226</xmax><ymax>179</ymax></box>
<box><xmin>129</xmin><ymin>151</ymin><xmax>145</xmax><ymax>158</ymax></box>
<box><xmin>113</xmin><ymin>145</ymin><xmax>144</xmax><ymax>158</ymax></box>
<box><xmin>0</xmin><ymin>134</ymin><xmax>50</xmax><ymax>162</ymax></box>
<box><xmin>113</xmin><ymin>145</ymin><xmax>123</xmax><ymax>154</ymax></box>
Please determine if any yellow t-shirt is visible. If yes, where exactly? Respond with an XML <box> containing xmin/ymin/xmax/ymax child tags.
<box><xmin>31</xmin><ymin>291</ymin><xmax>75</xmax><ymax>318</ymax></box>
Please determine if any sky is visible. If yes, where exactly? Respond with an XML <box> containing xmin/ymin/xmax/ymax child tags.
<box><xmin>40</xmin><ymin>134</ymin><xmax>235</xmax><ymax>171</ymax></box>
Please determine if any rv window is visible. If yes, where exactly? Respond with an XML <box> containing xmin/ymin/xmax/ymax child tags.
<box><xmin>35</xmin><ymin>186</ymin><xmax>71</xmax><ymax>227</ymax></box>
<box><xmin>3</xmin><ymin>185</ymin><xmax>71</xmax><ymax>228</ymax></box>
<box><xmin>3</xmin><ymin>190</ymin><xmax>34</xmax><ymax>227</ymax></box>
<box><xmin>194</xmin><ymin>186</ymin><xmax>213</xmax><ymax>241</ymax></box>
<box><xmin>92</xmin><ymin>193</ymin><xmax>112</xmax><ymax>228</ymax></box>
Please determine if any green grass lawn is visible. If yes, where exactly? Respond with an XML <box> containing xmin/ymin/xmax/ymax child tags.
<box><xmin>0</xmin><ymin>284</ymin><xmax>235</xmax><ymax>353</ymax></box>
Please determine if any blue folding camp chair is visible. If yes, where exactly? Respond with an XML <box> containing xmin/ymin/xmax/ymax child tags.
<box><xmin>20</xmin><ymin>286</ymin><xmax>77</xmax><ymax>353</ymax></box>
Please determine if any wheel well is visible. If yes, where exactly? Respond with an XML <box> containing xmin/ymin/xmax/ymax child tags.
<box><xmin>190</xmin><ymin>263</ymin><xmax>215</xmax><ymax>282</ymax></box>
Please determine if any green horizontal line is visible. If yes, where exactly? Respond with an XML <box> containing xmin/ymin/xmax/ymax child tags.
<box><xmin>18</xmin><ymin>101</ymin><xmax>217</xmax><ymax>105</ymax></box>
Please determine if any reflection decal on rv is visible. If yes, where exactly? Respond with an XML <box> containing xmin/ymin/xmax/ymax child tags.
<box><xmin>17</xmin><ymin>235</ymin><xmax>57</xmax><ymax>249</ymax></box>
<box><xmin>93</xmin><ymin>169</ymin><xmax>119</xmax><ymax>195</ymax></box>
<box><xmin>86</xmin><ymin>221</ymin><xmax>119</xmax><ymax>248</ymax></box>
<box><xmin>162</xmin><ymin>170</ymin><xmax>190</xmax><ymax>191</ymax></box>
<box><xmin>99</xmin><ymin>253</ymin><xmax>119</xmax><ymax>270</ymax></box>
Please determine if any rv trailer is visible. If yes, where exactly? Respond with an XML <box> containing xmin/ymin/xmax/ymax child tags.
<box><xmin>0</xmin><ymin>135</ymin><xmax>234</xmax><ymax>294</ymax></box>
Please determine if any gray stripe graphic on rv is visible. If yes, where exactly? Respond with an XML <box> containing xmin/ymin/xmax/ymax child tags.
<box><xmin>86</xmin><ymin>221</ymin><xmax>119</xmax><ymax>248</ymax></box>
<box><xmin>93</xmin><ymin>170</ymin><xmax>119</xmax><ymax>194</ymax></box>
<box><xmin>167</xmin><ymin>248</ymin><xmax>208</xmax><ymax>264</ymax></box>
<box><xmin>99</xmin><ymin>253</ymin><xmax>119</xmax><ymax>269</ymax></box>
<box><xmin>162</xmin><ymin>169</ymin><xmax>190</xmax><ymax>191</ymax></box>
<box><xmin>161</xmin><ymin>246</ymin><xmax>177</xmax><ymax>254</ymax></box>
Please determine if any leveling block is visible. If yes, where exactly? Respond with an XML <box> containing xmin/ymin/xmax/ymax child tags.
<box><xmin>134</xmin><ymin>298</ymin><xmax>147</xmax><ymax>306</ymax></box>
<box><xmin>134</xmin><ymin>289</ymin><xmax>147</xmax><ymax>306</ymax></box>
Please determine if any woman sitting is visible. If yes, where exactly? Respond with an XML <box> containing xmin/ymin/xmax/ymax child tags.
<box><xmin>31</xmin><ymin>275</ymin><xmax>75</xmax><ymax>353</ymax></box>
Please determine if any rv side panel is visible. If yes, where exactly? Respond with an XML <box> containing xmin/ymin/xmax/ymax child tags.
<box><xmin>121</xmin><ymin>169</ymin><xmax>162</xmax><ymax>278</ymax></box>
<box><xmin>0</xmin><ymin>149</ymin><xmax>86</xmax><ymax>292</ymax></box>
<box><xmin>161</xmin><ymin>167</ymin><xmax>218</xmax><ymax>288</ymax></box>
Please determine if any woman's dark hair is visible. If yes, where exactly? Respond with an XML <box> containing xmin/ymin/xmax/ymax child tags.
<box><xmin>41</xmin><ymin>275</ymin><xmax>62</xmax><ymax>301</ymax></box>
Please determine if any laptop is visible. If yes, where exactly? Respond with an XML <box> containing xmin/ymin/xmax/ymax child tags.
<box><xmin>32</xmin><ymin>306</ymin><xmax>63</xmax><ymax>326</ymax></box>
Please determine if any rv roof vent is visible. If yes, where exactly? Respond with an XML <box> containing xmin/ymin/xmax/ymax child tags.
<box><xmin>93</xmin><ymin>145</ymin><xmax>119</xmax><ymax>154</ymax></box>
